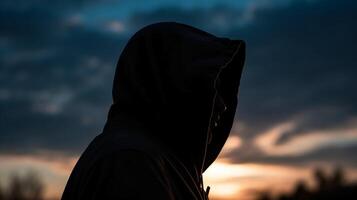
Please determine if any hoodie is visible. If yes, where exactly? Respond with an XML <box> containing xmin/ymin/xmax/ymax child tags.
<box><xmin>61</xmin><ymin>22</ymin><xmax>245</xmax><ymax>200</ymax></box>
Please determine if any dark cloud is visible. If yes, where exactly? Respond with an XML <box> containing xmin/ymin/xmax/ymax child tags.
<box><xmin>0</xmin><ymin>3</ymin><xmax>125</xmax><ymax>154</ymax></box>
<box><xmin>126</xmin><ymin>5</ymin><xmax>246</xmax><ymax>32</ymax></box>
<box><xmin>234</xmin><ymin>0</ymin><xmax>357</xmax><ymax>143</ymax></box>
<box><xmin>0</xmin><ymin>0</ymin><xmax>111</xmax><ymax>11</ymax></box>
<box><xmin>224</xmin><ymin>0</ymin><xmax>357</xmax><ymax>165</ymax></box>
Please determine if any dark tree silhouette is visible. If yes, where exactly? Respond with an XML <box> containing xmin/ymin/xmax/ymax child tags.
<box><xmin>257</xmin><ymin>191</ymin><xmax>271</xmax><ymax>200</ymax></box>
<box><xmin>331</xmin><ymin>167</ymin><xmax>344</xmax><ymax>188</ymax></box>
<box><xmin>7</xmin><ymin>174</ymin><xmax>24</xmax><ymax>200</ymax></box>
<box><xmin>0</xmin><ymin>182</ymin><xmax>4</xmax><ymax>200</ymax></box>
<box><xmin>314</xmin><ymin>168</ymin><xmax>328</xmax><ymax>191</ymax></box>
<box><xmin>22</xmin><ymin>172</ymin><xmax>44</xmax><ymax>200</ymax></box>
<box><xmin>292</xmin><ymin>180</ymin><xmax>309</xmax><ymax>200</ymax></box>
<box><xmin>255</xmin><ymin>167</ymin><xmax>357</xmax><ymax>200</ymax></box>
<box><xmin>6</xmin><ymin>171</ymin><xmax>44</xmax><ymax>200</ymax></box>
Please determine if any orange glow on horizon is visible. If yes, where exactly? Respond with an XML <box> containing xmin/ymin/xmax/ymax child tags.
<box><xmin>1</xmin><ymin>152</ymin><xmax>357</xmax><ymax>199</ymax></box>
<box><xmin>203</xmin><ymin>159</ymin><xmax>313</xmax><ymax>199</ymax></box>
<box><xmin>0</xmin><ymin>154</ymin><xmax>78</xmax><ymax>199</ymax></box>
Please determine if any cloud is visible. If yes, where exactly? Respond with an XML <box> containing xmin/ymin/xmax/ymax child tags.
<box><xmin>254</xmin><ymin>121</ymin><xmax>357</xmax><ymax>156</ymax></box>
<box><xmin>105</xmin><ymin>20</ymin><xmax>126</xmax><ymax>34</ymax></box>
<box><xmin>0</xmin><ymin>3</ymin><xmax>126</xmax><ymax>154</ymax></box>
<box><xmin>31</xmin><ymin>89</ymin><xmax>74</xmax><ymax>115</ymax></box>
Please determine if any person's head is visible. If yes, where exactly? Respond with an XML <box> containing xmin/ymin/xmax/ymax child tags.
<box><xmin>107</xmin><ymin>22</ymin><xmax>245</xmax><ymax>171</ymax></box>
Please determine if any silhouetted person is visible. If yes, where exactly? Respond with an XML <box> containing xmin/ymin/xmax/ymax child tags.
<box><xmin>61</xmin><ymin>22</ymin><xmax>245</xmax><ymax>200</ymax></box>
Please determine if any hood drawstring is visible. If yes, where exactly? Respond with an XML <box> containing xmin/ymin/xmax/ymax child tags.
<box><xmin>199</xmin><ymin>174</ymin><xmax>210</xmax><ymax>200</ymax></box>
<box><xmin>205</xmin><ymin>186</ymin><xmax>210</xmax><ymax>199</ymax></box>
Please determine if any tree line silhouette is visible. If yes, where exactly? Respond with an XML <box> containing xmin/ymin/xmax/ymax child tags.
<box><xmin>0</xmin><ymin>171</ymin><xmax>44</xmax><ymax>200</ymax></box>
<box><xmin>256</xmin><ymin>167</ymin><xmax>357</xmax><ymax>200</ymax></box>
<box><xmin>0</xmin><ymin>167</ymin><xmax>356</xmax><ymax>200</ymax></box>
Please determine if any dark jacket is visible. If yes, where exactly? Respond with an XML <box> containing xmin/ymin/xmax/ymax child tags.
<box><xmin>61</xmin><ymin>22</ymin><xmax>245</xmax><ymax>200</ymax></box>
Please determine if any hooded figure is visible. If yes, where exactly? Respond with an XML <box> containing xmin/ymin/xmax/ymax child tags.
<box><xmin>61</xmin><ymin>22</ymin><xmax>245</xmax><ymax>200</ymax></box>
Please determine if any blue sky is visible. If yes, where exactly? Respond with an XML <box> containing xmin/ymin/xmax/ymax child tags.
<box><xmin>1</xmin><ymin>0</ymin><xmax>357</xmax><ymax>199</ymax></box>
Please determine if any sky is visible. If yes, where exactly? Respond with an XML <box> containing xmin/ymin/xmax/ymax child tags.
<box><xmin>0</xmin><ymin>0</ymin><xmax>357</xmax><ymax>199</ymax></box>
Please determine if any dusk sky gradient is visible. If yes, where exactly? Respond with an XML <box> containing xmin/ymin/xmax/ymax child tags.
<box><xmin>0</xmin><ymin>0</ymin><xmax>356</xmax><ymax>199</ymax></box>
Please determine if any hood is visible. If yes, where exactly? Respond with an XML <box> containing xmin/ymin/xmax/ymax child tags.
<box><xmin>105</xmin><ymin>22</ymin><xmax>245</xmax><ymax>172</ymax></box>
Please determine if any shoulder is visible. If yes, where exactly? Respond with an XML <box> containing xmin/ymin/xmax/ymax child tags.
<box><xmin>92</xmin><ymin>148</ymin><xmax>166</xmax><ymax>178</ymax></box>
<box><xmin>86</xmin><ymin>149</ymin><xmax>175</xmax><ymax>199</ymax></box>
<box><xmin>98</xmin><ymin>149</ymin><xmax>159</xmax><ymax>166</ymax></box>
